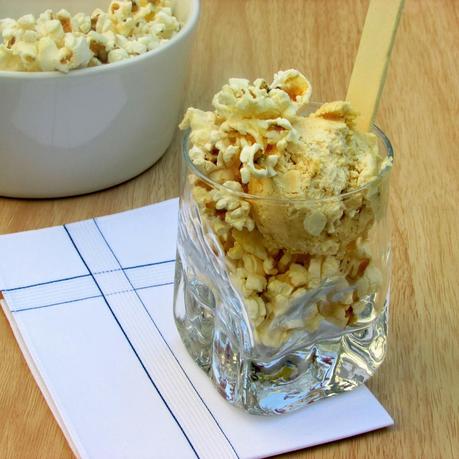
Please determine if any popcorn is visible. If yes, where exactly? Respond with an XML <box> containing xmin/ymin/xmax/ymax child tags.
<box><xmin>321</xmin><ymin>256</ymin><xmax>340</xmax><ymax>279</ymax></box>
<box><xmin>37</xmin><ymin>37</ymin><xmax>61</xmax><ymax>71</ymax></box>
<box><xmin>232</xmin><ymin>229</ymin><xmax>268</xmax><ymax>260</ymax></box>
<box><xmin>307</xmin><ymin>257</ymin><xmax>322</xmax><ymax>288</ymax></box>
<box><xmin>0</xmin><ymin>46</ymin><xmax>21</xmax><ymax>70</ymax></box>
<box><xmin>355</xmin><ymin>263</ymin><xmax>383</xmax><ymax>298</ymax></box>
<box><xmin>17</xmin><ymin>14</ymin><xmax>36</xmax><ymax>30</ymax></box>
<box><xmin>36</xmin><ymin>19</ymin><xmax>65</xmax><ymax>45</ymax></box>
<box><xmin>319</xmin><ymin>303</ymin><xmax>349</xmax><ymax>328</ymax></box>
<box><xmin>180</xmin><ymin>109</ymin><xmax>219</xmax><ymax>148</ymax></box>
<box><xmin>22</xmin><ymin>30</ymin><xmax>39</xmax><ymax>43</ymax></box>
<box><xmin>64</xmin><ymin>34</ymin><xmax>92</xmax><ymax>69</ymax></box>
<box><xmin>263</xmin><ymin>257</ymin><xmax>277</xmax><ymax>275</ymax></box>
<box><xmin>0</xmin><ymin>18</ymin><xmax>16</xmax><ymax>34</ymax></box>
<box><xmin>303</xmin><ymin>303</ymin><xmax>322</xmax><ymax>332</ymax></box>
<box><xmin>232</xmin><ymin>267</ymin><xmax>263</xmax><ymax>297</ymax></box>
<box><xmin>107</xmin><ymin>47</ymin><xmax>129</xmax><ymax>63</ymax></box>
<box><xmin>56</xmin><ymin>9</ymin><xmax>73</xmax><ymax>33</ymax></box>
<box><xmin>312</xmin><ymin>100</ymin><xmax>357</xmax><ymax>128</ymax></box>
<box><xmin>88</xmin><ymin>31</ymin><xmax>114</xmax><ymax>63</ymax></box>
<box><xmin>286</xmin><ymin>263</ymin><xmax>309</xmax><ymax>287</ymax></box>
<box><xmin>109</xmin><ymin>1</ymin><xmax>132</xmax><ymax>18</ymax></box>
<box><xmin>245</xmin><ymin>273</ymin><xmax>267</xmax><ymax>293</ymax></box>
<box><xmin>207</xmin><ymin>216</ymin><xmax>232</xmax><ymax>242</ymax></box>
<box><xmin>225</xmin><ymin>201</ymin><xmax>254</xmax><ymax>232</ymax></box>
<box><xmin>242</xmin><ymin>253</ymin><xmax>264</xmax><ymax>275</ymax></box>
<box><xmin>0</xmin><ymin>0</ymin><xmax>181</xmax><ymax>73</ymax></box>
<box><xmin>94</xmin><ymin>12</ymin><xmax>113</xmax><ymax>34</ymax></box>
<box><xmin>303</xmin><ymin>210</ymin><xmax>327</xmax><ymax>236</ymax></box>
<box><xmin>245</xmin><ymin>295</ymin><xmax>266</xmax><ymax>326</ymax></box>
<box><xmin>122</xmin><ymin>38</ymin><xmax>147</xmax><ymax>55</ymax></box>
<box><xmin>88</xmin><ymin>57</ymin><xmax>102</xmax><ymax>67</ymax></box>
<box><xmin>72</xmin><ymin>13</ymin><xmax>92</xmax><ymax>34</ymax></box>
<box><xmin>209</xmin><ymin>181</ymin><xmax>255</xmax><ymax>231</ymax></box>
<box><xmin>13</xmin><ymin>41</ymin><xmax>37</xmax><ymax>69</ymax></box>
<box><xmin>209</xmin><ymin>183</ymin><xmax>242</xmax><ymax>211</ymax></box>
<box><xmin>212</xmin><ymin>77</ymin><xmax>294</xmax><ymax>121</ymax></box>
<box><xmin>270</xmin><ymin>69</ymin><xmax>312</xmax><ymax>112</ymax></box>
<box><xmin>189</xmin><ymin>146</ymin><xmax>218</xmax><ymax>175</ymax></box>
<box><xmin>239</xmin><ymin>143</ymin><xmax>279</xmax><ymax>184</ymax></box>
<box><xmin>38</xmin><ymin>9</ymin><xmax>53</xmax><ymax>23</ymax></box>
<box><xmin>181</xmin><ymin>70</ymin><xmax>390</xmax><ymax>347</ymax></box>
<box><xmin>153</xmin><ymin>9</ymin><xmax>180</xmax><ymax>38</ymax></box>
<box><xmin>267</xmin><ymin>278</ymin><xmax>294</xmax><ymax>298</ymax></box>
<box><xmin>115</xmin><ymin>17</ymin><xmax>136</xmax><ymax>37</ymax></box>
<box><xmin>138</xmin><ymin>34</ymin><xmax>160</xmax><ymax>51</ymax></box>
<box><xmin>134</xmin><ymin>3</ymin><xmax>155</xmax><ymax>21</ymax></box>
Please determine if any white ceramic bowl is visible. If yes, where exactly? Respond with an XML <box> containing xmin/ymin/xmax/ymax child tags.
<box><xmin>0</xmin><ymin>0</ymin><xmax>199</xmax><ymax>198</ymax></box>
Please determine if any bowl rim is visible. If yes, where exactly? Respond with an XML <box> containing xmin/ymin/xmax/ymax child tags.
<box><xmin>0</xmin><ymin>0</ymin><xmax>200</xmax><ymax>79</ymax></box>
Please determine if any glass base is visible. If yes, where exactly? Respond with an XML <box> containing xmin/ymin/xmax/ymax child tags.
<box><xmin>174</xmin><ymin>254</ymin><xmax>388</xmax><ymax>415</ymax></box>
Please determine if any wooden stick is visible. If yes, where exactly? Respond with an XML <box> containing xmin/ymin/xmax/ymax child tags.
<box><xmin>346</xmin><ymin>0</ymin><xmax>405</xmax><ymax>132</ymax></box>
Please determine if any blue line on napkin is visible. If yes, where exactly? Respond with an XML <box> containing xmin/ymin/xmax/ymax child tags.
<box><xmin>63</xmin><ymin>224</ymin><xmax>200</xmax><ymax>459</ymax></box>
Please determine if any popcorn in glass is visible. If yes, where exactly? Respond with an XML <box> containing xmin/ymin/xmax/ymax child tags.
<box><xmin>174</xmin><ymin>70</ymin><xmax>393</xmax><ymax>414</ymax></box>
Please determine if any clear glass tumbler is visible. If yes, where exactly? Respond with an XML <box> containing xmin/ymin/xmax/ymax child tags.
<box><xmin>174</xmin><ymin>120</ymin><xmax>393</xmax><ymax>415</ymax></box>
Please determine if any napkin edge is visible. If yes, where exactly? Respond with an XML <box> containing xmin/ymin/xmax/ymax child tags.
<box><xmin>0</xmin><ymin>297</ymin><xmax>83</xmax><ymax>459</ymax></box>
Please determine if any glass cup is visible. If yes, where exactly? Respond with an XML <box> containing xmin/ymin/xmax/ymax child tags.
<box><xmin>174</xmin><ymin>112</ymin><xmax>393</xmax><ymax>415</ymax></box>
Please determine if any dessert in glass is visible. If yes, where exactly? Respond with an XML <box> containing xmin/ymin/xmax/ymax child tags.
<box><xmin>174</xmin><ymin>70</ymin><xmax>393</xmax><ymax>414</ymax></box>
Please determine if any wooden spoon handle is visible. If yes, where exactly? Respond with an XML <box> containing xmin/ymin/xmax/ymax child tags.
<box><xmin>346</xmin><ymin>0</ymin><xmax>405</xmax><ymax>132</ymax></box>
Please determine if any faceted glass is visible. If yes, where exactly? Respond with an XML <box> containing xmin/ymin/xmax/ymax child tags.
<box><xmin>174</xmin><ymin>110</ymin><xmax>393</xmax><ymax>415</ymax></box>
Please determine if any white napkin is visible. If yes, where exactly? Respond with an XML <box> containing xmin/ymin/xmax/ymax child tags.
<box><xmin>0</xmin><ymin>198</ymin><xmax>393</xmax><ymax>459</ymax></box>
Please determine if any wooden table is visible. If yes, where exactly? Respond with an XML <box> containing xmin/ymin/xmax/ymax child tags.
<box><xmin>1</xmin><ymin>0</ymin><xmax>458</xmax><ymax>457</ymax></box>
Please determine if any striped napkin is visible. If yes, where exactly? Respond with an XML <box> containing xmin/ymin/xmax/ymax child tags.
<box><xmin>0</xmin><ymin>198</ymin><xmax>393</xmax><ymax>459</ymax></box>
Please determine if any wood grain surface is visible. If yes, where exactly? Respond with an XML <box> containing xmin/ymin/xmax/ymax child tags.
<box><xmin>1</xmin><ymin>0</ymin><xmax>458</xmax><ymax>457</ymax></box>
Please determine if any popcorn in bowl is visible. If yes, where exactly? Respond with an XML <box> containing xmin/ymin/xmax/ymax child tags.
<box><xmin>0</xmin><ymin>0</ymin><xmax>181</xmax><ymax>72</ymax></box>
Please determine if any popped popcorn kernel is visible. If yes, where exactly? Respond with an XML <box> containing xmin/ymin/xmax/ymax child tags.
<box><xmin>303</xmin><ymin>210</ymin><xmax>327</xmax><ymax>236</ymax></box>
<box><xmin>286</xmin><ymin>263</ymin><xmax>309</xmax><ymax>287</ymax></box>
<box><xmin>267</xmin><ymin>278</ymin><xmax>294</xmax><ymax>298</ymax></box>
<box><xmin>245</xmin><ymin>273</ymin><xmax>267</xmax><ymax>294</ymax></box>
<box><xmin>17</xmin><ymin>14</ymin><xmax>36</xmax><ymax>30</ymax></box>
<box><xmin>242</xmin><ymin>253</ymin><xmax>264</xmax><ymax>276</ymax></box>
<box><xmin>72</xmin><ymin>13</ymin><xmax>91</xmax><ymax>34</ymax></box>
<box><xmin>56</xmin><ymin>9</ymin><xmax>73</xmax><ymax>33</ymax></box>
<box><xmin>355</xmin><ymin>263</ymin><xmax>383</xmax><ymax>299</ymax></box>
<box><xmin>244</xmin><ymin>295</ymin><xmax>266</xmax><ymax>327</ymax></box>
<box><xmin>0</xmin><ymin>45</ymin><xmax>21</xmax><ymax>70</ymax></box>
<box><xmin>319</xmin><ymin>303</ymin><xmax>349</xmax><ymax>328</ymax></box>
<box><xmin>88</xmin><ymin>31</ymin><xmax>111</xmax><ymax>63</ymax></box>
<box><xmin>107</xmin><ymin>47</ymin><xmax>129</xmax><ymax>63</ymax></box>
<box><xmin>307</xmin><ymin>257</ymin><xmax>322</xmax><ymax>288</ymax></box>
<box><xmin>271</xmin><ymin>69</ymin><xmax>312</xmax><ymax>111</ymax></box>
<box><xmin>37</xmin><ymin>36</ymin><xmax>60</xmax><ymax>71</ymax></box>
<box><xmin>240</xmin><ymin>143</ymin><xmax>279</xmax><ymax>184</ymax></box>
<box><xmin>62</xmin><ymin>34</ymin><xmax>92</xmax><ymax>69</ymax></box>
